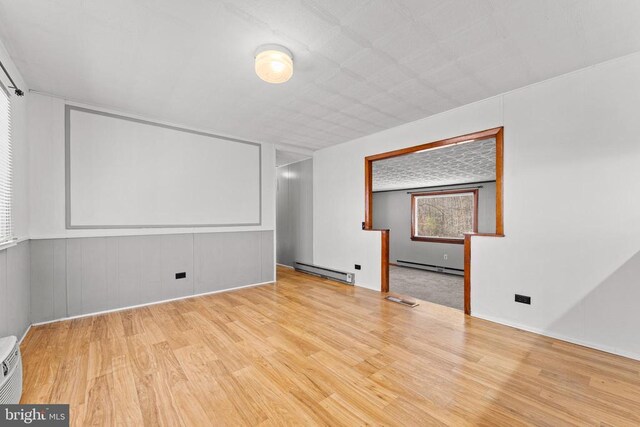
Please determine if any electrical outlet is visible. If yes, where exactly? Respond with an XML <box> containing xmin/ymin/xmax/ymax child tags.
<box><xmin>175</xmin><ymin>272</ymin><xmax>186</xmax><ymax>279</ymax></box>
<box><xmin>354</xmin><ymin>264</ymin><xmax>361</xmax><ymax>270</ymax></box>
<box><xmin>515</xmin><ymin>294</ymin><xmax>531</xmax><ymax>305</ymax></box>
<box><xmin>444</xmin><ymin>254</ymin><xmax>448</xmax><ymax>260</ymax></box>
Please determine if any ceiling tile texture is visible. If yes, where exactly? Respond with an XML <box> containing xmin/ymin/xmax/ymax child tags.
<box><xmin>276</xmin><ymin>149</ymin><xmax>311</xmax><ymax>167</ymax></box>
<box><xmin>1</xmin><ymin>1</ymin><xmax>639</xmax><ymax>150</ymax></box>
<box><xmin>373</xmin><ymin>138</ymin><xmax>496</xmax><ymax>191</ymax></box>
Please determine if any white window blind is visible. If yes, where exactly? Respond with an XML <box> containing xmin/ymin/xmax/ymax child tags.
<box><xmin>0</xmin><ymin>83</ymin><xmax>13</xmax><ymax>245</ymax></box>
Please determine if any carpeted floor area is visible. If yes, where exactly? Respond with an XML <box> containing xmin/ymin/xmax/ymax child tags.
<box><xmin>390</xmin><ymin>265</ymin><xmax>463</xmax><ymax>310</ymax></box>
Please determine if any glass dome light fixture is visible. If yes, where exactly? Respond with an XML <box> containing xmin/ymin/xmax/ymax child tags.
<box><xmin>254</xmin><ymin>44</ymin><xmax>293</xmax><ymax>84</ymax></box>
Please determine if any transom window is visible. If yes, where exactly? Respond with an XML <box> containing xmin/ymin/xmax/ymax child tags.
<box><xmin>411</xmin><ymin>189</ymin><xmax>478</xmax><ymax>244</ymax></box>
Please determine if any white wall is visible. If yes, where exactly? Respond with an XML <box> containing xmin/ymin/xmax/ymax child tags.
<box><xmin>28</xmin><ymin>93</ymin><xmax>275</xmax><ymax>238</ymax></box>
<box><xmin>67</xmin><ymin>107</ymin><xmax>261</xmax><ymax>228</ymax></box>
<box><xmin>276</xmin><ymin>159</ymin><xmax>313</xmax><ymax>267</ymax></box>
<box><xmin>314</xmin><ymin>51</ymin><xmax>640</xmax><ymax>360</ymax></box>
<box><xmin>315</xmin><ymin>96</ymin><xmax>501</xmax><ymax>289</ymax></box>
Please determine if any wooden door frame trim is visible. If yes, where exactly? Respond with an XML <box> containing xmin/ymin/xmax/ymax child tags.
<box><xmin>364</xmin><ymin>127</ymin><xmax>505</xmax><ymax>313</ymax></box>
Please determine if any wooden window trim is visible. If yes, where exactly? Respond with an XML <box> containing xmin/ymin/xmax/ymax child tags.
<box><xmin>410</xmin><ymin>189</ymin><xmax>479</xmax><ymax>244</ymax></box>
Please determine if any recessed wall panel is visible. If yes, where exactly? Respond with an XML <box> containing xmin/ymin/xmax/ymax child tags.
<box><xmin>66</xmin><ymin>106</ymin><xmax>261</xmax><ymax>228</ymax></box>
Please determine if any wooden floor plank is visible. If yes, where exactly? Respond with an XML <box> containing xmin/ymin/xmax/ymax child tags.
<box><xmin>20</xmin><ymin>266</ymin><xmax>640</xmax><ymax>426</ymax></box>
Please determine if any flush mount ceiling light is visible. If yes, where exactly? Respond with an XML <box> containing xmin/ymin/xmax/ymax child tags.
<box><xmin>254</xmin><ymin>44</ymin><xmax>293</xmax><ymax>84</ymax></box>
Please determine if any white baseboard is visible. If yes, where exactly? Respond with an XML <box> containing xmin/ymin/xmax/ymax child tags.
<box><xmin>18</xmin><ymin>324</ymin><xmax>32</xmax><ymax>344</ymax></box>
<box><xmin>276</xmin><ymin>263</ymin><xmax>294</xmax><ymax>269</ymax></box>
<box><xmin>472</xmin><ymin>312</ymin><xmax>640</xmax><ymax>362</ymax></box>
<box><xmin>30</xmin><ymin>280</ymin><xmax>275</xmax><ymax>327</ymax></box>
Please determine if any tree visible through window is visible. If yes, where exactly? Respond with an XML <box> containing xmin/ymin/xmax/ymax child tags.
<box><xmin>411</xmin><ymin>190</ymin><xmax>478</xmax><ymax>243</ymax></box>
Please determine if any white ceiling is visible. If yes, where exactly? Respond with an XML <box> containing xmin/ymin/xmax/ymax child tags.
<box><xmin>372</xmin><ymin>138</ymin><xmax>496</xmax><ymax>191</ymax></box>
<box><xmin>276</xmin><ymin>149</ymin><xmax>311</xmax><ymax>167</ymax></box>
<box><xmin>1</xmin><ymin>1</ymin><xmax>640</xmax><ymax>152</ymax></box>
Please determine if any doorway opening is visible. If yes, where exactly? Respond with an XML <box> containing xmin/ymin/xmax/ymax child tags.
<box><xmin>364</xmin><ymin>128</ymin><xmax>504</xmax><ymax>314</ymax></box>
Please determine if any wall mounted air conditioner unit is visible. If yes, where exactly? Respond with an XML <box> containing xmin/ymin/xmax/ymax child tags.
<box><xmin>0</xmin><ymin>336</ymin><xmax>22</xmax><ymax>404</ymax></box>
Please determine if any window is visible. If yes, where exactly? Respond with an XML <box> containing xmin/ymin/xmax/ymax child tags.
<box><xmin>411</xmin><ymin>189</ymin><xmax>478</xmax><ymax>244</ymax></box>
<box><xmin>0</xmin><ymin>82</ymin><xmax>13</xmax><ymax>245</ymax></box>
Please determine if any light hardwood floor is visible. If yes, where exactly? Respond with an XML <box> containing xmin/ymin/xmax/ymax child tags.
<box><xmin>20</xmin><ymin>266</ymin><xmax>640</xmax><ymax>426</ymax></box>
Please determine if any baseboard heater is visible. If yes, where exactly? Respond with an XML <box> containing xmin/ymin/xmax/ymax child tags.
<box><xmin>396</xmin><ymin>260</ymin><xmax>464</xmax><ymax>276</ymax></box>
<box><xmin>294</xmin><ymin>262</ymin><xmax>355</xmax><ymax>285</ymax></box>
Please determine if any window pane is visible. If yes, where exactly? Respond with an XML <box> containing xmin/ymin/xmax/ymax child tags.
<box><xmin>415</xmin><ymin>193</ymin><xmax>474</xmax><ymax>239</ymax></box>
<box><xmin>0</xmin><ymin>85</ymin><xmax>12</xmax><ymax>245</ymax></box>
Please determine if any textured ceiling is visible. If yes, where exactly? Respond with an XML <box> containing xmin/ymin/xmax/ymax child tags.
<box><xmin>276</xmin><ymin>149</ymin><xmax>311</xmax><ymax>167</ymax></box>
<box><xmin>1</xmin><ymin>1</ymin><xmax>640</xmax><ymax>151</ymax></box>
<box><xmin>372</xmin><ymin>138</ymin><xmax>496</xmax><ymax>191</ymax></box>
